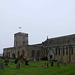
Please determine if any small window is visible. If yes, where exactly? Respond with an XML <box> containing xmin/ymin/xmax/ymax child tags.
<box><xmin>23</xmin><ymin>41</ymin><xmax>25</xmax><ymax>45</ymax></box>
<box><xmin>16</xmin><ymin>41</ymin><xmax>18</xmax><ymax>46</ymax></box>
<box><xmin>63</xmin><ymin>47</ymin><xmax>65</xmax><ymax>55</ymax></box>
<box><xmin>23</xmin><ymin>37</ymin><xmax>25</xmax><ymax>39</ymax></box>
<box><xmin>66</xmin><ymin>47</ymin><xmax>68</xmax><ymax>55</ymax></box>
<box><xmin>22</xmin><ymin>50</ymin><xmax>25</xmax><ymax>57</ymax></box>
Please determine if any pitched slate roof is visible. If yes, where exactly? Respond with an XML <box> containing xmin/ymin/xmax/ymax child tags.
<box><xmin>42</xmin><ymin>34</ymin><xmax>75</xmax><ymax>47</ymax></box>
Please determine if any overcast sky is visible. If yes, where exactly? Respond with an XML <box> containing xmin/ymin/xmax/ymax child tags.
<box><xmin>0</xmin><ymin>0</ymin><xmax>75</xmax><ymax>53</ymax></box>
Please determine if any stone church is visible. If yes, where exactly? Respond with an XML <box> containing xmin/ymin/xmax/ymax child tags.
<box><xmin>3</xmin><ymin>32</ymin><xmax>75</xmax><ymax>63</ymax></box>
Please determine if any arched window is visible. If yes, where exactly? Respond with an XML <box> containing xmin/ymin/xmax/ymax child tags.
<box><xmin>8</xmin><ymin>52</ymin><xmax>10</xmax><ymax>57</ymax></box>
<box><xmin>71</xmin><ymin>47</ymin><xmax>73</xmax><ymax>55</ymax></box>
<box><xmin>17</xmin><ymin>51</ymin><xmax>20</xmax><ymax>57</ymax></box>
<box><xmin>22</xmin><ymin>50</ymin><xmax>25</xmax><ymax>57</ymax></box>
<box><xmin>31</xmin><ymin>50</ymin><xmax>35</xmax><ymax>58</ymax></box>
<box><xmin>57</xmin><ymin>48</ymin><xmax>60</xmax><ymax>55</ymax></box>
<box><xmin>23</xmin><ymin>41</ymin><xmax>25</xmax><ymax>45</ymax></box>
<box><xmin>63</xmin><ymin>47</ymin><xmax>65</xmax><ymax>55</ymax></box>
<box><xmin>37</xmin><ymin>50</ymin><xmax>40</xmax><ymax>59</ymax></box>
<box><xmin>66</xmin><ymin>47</ymin><xmax>68</xmax><ymax>55</ymax></box>
<box><xmin>12</xmin><ymin>53</ymin><xmax>15</xmax><ymax>58</ymax></box>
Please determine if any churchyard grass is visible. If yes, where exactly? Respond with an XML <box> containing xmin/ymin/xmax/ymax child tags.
<box><xmin>0</xmin><ymin>59</ymin><xmax>75</xmax><ymax>75</ymax></box>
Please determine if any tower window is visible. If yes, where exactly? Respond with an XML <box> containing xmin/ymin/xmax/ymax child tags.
<box><xmin>23</xmin><ymin>41</ymin><xmax>25</xmax><ymax>45</ymax></box>
<box><xmin>16</xmin><ymin>41</ymin><xmax>18</xmax><ymax>46</ymax></box>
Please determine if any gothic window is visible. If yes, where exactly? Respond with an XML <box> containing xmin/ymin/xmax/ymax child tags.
<box><xmin>6</xmin><ymin>52</ymin><xmax>8</xmax><ymax>56</ymax></box>
<box><xmin>12</xmin><ymin>53</ymin><xmax>15</xmax><ymax>58</ymax></box>
<box><xmin>71</xmin><ymin>47</ymin><xmax>73</xmax><ymax>55</ymax></box>
<box><xmin>44</xmin><ymin>49</ymin><xmax>45</xmax><ymax>55</ymax></box>
<box><xmin>31</xmin><ymin>50</ymin><xmax>35</xmax><ymax>58</ymax></box>
<box><xmin>66</xmin><ymin>47</ymin><xmax>68</xmax><ymax>55</ymax></box>
<box><xmin>17</xmin><ymin>51</ymin><xmax>20</xmax><ymax>57</ymax></box>
<box><xmin>63</xmin><ymin>47</ymin><xmax>65</xmax><ymax>55</ymax></box>
<box><xmin>58</xmin><ymin>48</ymin><xmax>60</xmax><ymax>55</ymax></box>
<box><xmin>37</xmin><ymin>50</ymin><xmax>40</xmax><ymax>60</ymax></box>
<box><xmin>8</xmin><ymin>52</ymin><xmax>10</xmax><ymax>57</ymax></box>
<box><xmin>56</xmin><ymin>48</ymin><xmax>57</xmax><ymax>55</ymax></box>
<box><xmin>16</xmin><ymin>41</ymin><xmax>18</xmax><ymax>46</ymax></box>
<box><xmin>23</xmin><ymin>36</ymin><xmax>25</xmax><ymax>39</ymax></box>
<box><xmin>37</xmin><ymin>50</ymin><xmax>40</xmax><ymax>58</ymax></box>
<box><xmin>22</xmin><ymin>50</ymin><xmax>25</xmax><ymax>57</ymax></box>
<box><xmin>46</xmin><ymin>49</ymin><xmax>48</xmax><ymax>55</ymax></box>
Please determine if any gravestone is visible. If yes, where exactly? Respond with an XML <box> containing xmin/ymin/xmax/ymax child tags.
<box><xmin>57</xmin><ymin>62</ymin><xmax>60</xmax><ymax>68</ymax></box>
<box><xmin>25</xmin><ymin>59</ymin><xmax>29</xmax><ymax>65</ymax></box>
<box><xmin>16</xmin><ymin>63</ymin><xmax>20</xmax><ymax>69</ymax></box>
<box><xmin>15</xmin><ymin>59</ymin><xmax>18</xmax><ymax>64</ymax></box>
<box><xmin>50</xmin><ymin>59</ymin><xmax>53</xmax><ymax>66</ymax></box>
<box><xmin>45</xmin><ymin>62</ymin><xmax>48</xmax><ymax>68</ymax></box>
<box><xmin>5</xmin><ymin>58</ymin><xmax>9</xmax><ymax>67</ymax></box>
<box><xmin>0</xmin><ymin>63</ymin><xmax>3</xmax><ymax>69</ymax></box>
<box><xmin>64</xmin><ymin>62</ymin><xmax>67</xmax><ymax>66</ymax></box>
<box><xmin>51</xmin><ymin>61</ymin><xmax>53</xmax><ymax>66</ymax></box>
<box><xmin>11</xmin><ymin>61</ymin><xmax>14</xmax><ymax>64</ymax></box>
<box><xmin>22</xmin><ymin>61</ymin><xmax>25</xmax><ymax>67</ymax></box>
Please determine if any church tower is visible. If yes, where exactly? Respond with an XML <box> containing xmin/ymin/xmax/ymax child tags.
<box><xmin>14</xmin><ymin>32</ymin><xmax>28</xmax><ymax>47</ymax></box>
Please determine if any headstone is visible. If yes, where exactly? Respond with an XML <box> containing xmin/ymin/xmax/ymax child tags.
<box><xmin>11</xmin><ymin>61</ymin><xmax>14</xmax><ymax>64</ymax></box>
<box><xmin>5</xmin><ymin>58</ymin><xmax>9</xmax><ymax>67</ymax></box>
<box><xmin>21</xmin><ymin>59</ymin><xmax>25</xmax><ymax>63</ymax></box>
<box><xmin>15</xmin><ymin>59</ymin><xmax>18</xmax><ymax>64</ymax></box>
<box><xmin>51</xmin><ymin>61</ymin><xmax>53</xmax><ymax>66</ymax></box>
<box><xmin>16</xmin><ymin>63</ymin><xmax>20</xmax><ymax>69</ymax></box>
<box><xmin>57</xmin><ymin>62</ymin><xmax>60</xmax><ymax>68</ymax></box>
<box><xmin>0</xmin><ymin>63</ymin><xmax>3</xmax><ymax>69</ymax></box>
<box><xmin>22</xmin><ymin>61</ymin><xmax>25</xmax><ymax>67</ymax></box>
<box><xmin>45</xmin><ymin>62</ymin><xmax>48</xmax><ymax>68</ymax></box>
<box><xmin>25</xmin><ymin>60</ymin><xmax>29</xmax><ymax>65</ymax></box>
<box><xmin>64</xmin><ymin>62</ymin><xmax>67</xmax><ymax>66</ymax></box>
<box><xmin>50</xmin><ymin>59</ymin><xmax>53</xmax><ymax>66</ymax></box>
<box><xmin>5</xmin><ymin>58</ymin><xmax>9</xmax><ymax>63</ymax></box>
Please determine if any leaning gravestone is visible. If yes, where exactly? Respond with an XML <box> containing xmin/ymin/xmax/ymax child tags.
<box><xmin>0</xmin><ymin>63</ymin><xmax>3</xmax><ymax>69</ymax></box>
<box><xmin>22</xmin><ymin>61</ymin><xmax>25</xmax><ymax>67</ymax></box>
<box><xmin>45</xmin><ymin>62</ymin><xmax>48</xmax><ymax>68</ymax></box>
<box><xmin>57</xmin><ymin>62</ymin><xmax>59</xmax><ymax>68</ymax></box>
<box><xmin>16</xmin><ymin>63</ymin><xmax>20</xmax><ymax>69</ymax></box>
<box><xmin>50</xmin><ymin>59</ymin><xmax>53</xmax><ymax>66</ymax></box>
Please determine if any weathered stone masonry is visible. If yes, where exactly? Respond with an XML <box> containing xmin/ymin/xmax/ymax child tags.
<box><xmin>3</xmin><ymin>32</ymin><xmax>75</xmax><ymax>63</ymax></box>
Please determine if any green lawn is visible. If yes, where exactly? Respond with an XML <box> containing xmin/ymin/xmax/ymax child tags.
<box><xmin>0</xmin><ymin>59</ymin><xmax>75</xmax><ymax>75</ymax></box>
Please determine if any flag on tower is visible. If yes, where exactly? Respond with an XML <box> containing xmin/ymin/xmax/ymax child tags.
<box><xmin>19</xmin><ymin>27</ymin><xmax>21</xmax><ymax>29</ymax></box>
